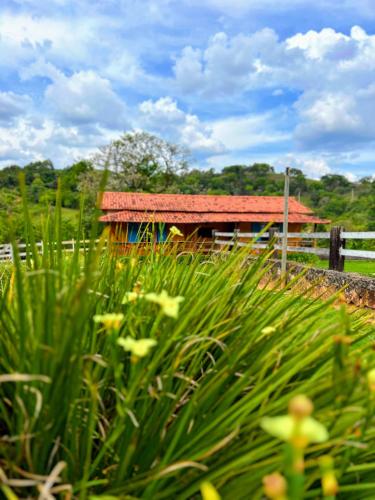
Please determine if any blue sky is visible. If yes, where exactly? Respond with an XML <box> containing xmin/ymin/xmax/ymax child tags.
<box><xmin>0</xmin><ymin>0</ymin><xmax>375</xmax><ymax>180</ymax></box>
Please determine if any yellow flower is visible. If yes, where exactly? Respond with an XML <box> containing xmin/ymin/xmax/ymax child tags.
<box><xmin>261</xmin><ymin>416</ymin><xmax>328</xmax><ymax>444</ymax></box>
<box><xmin>116</xmin><ymin>261</ymin><xmax>125</xmax><ymax>271</ymax></box>
<box><xmin>367</xmin><ymin>369</ymin><xmax>375</xmax><ymax>392</ymax></box>
<box><xmin>145</xmin><ymin>290</ymin><xmax>184</xmax><ymax>318</ymax></box>
<box><xmin>200</xmin><ymin>481</ymin><xmax>221</xmax><ymax>500</ymax></box>
<box><xmin>130</xmin><ymin>257</ymin><xmax>137</xmax><ymax>269</ymax></box>
<box><xmin>93</xmin><ymin>313</ymin><xmax>124</xmax><ymax>330</ymax></box>
<box><xmin>261</xmin><ymin>394</ymin><xmax>328</xmax><ymax>446</ymax></box>
<box><xmin>261</xmin><ymin>326</ymin><xmax>277</xmax><ymax>335</ymax></box>
<box><xmin>117</xmin><ymin>337</ymin><xmax>157</xmax><ymax>357</ymax></box>
<box><xmin>122</xmin><ymin>291</ymin><xmax>144</xmax><ymax>304</ymax></box>
<box><xmin>169</xmin><ymin>226</ymin><xmax>184</xmax><ymax>237</ymax></box>
<box><xmin>262</xmin><ymin>473</ymin><xmax>287</xmax><ymax>500</ymax></box>
<box><xmin>122</xmin><ymin>282</ymin><xmax>144</xmax><ymax>304</ymax></box>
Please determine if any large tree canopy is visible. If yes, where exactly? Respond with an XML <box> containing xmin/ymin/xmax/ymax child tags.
<box><xmin>93</xmin><ymin>131</ymin><xmax>189</xmax><ymax>192</ymax></box>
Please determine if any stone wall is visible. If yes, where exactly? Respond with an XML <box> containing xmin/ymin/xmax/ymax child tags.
<box><xmin>270</xmin><ymin>260</ymin><xmax>375</xmax><ymax>309</ymax></box>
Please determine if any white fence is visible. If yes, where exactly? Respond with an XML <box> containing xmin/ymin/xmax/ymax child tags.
<box><xmin>213</xmin><ymin>228</ymin><xmax>375</xmax><ymax>271</ymax></box>
<box><xmin>0</xmin><ymin>240</ymin><xmax>100</xmax><ymax>262</ymax></box>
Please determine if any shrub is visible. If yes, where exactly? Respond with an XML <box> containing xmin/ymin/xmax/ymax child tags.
<box><xmin>288</xmin><ymin>252</ymin><xmax>321</xmax><ymax>266</ymax></box>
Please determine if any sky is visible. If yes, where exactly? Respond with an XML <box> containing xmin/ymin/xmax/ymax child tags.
<box><xmin>0</xmin><ymin>0</ymin><xmax>375</xmax><ymax>180</ymax></box>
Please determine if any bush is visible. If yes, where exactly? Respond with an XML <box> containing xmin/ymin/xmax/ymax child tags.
<box><xmin>287</xmin><ymin>252</ymin><xmax>321</xmax><ymax>266</ymax></box>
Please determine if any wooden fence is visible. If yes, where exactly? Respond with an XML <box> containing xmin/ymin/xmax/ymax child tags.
<box><xmin>213</xmin><ymin>227</ymin><xmax>375</xmax><ymax>272</ymax></box>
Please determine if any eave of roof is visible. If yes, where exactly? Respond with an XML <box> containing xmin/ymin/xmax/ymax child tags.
<box><xmin>99</xmin><ymin>210</ymin><xmax>329</xmax><ymax>225</ymax></box>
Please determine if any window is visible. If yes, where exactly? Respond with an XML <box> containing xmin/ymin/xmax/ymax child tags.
<box><xmin>197</xmin><ymin>227</ymin><xmax>215</xmax><ymax>238</ymax></box>
<box><xmin>127</xmin><ymin>223</ymin><xmax>168</xmax><ymax>243</ymax></box>
<box><xmin>252</xmin><ymin>222</ymin><xmax>282</xmax><ymax>241</ymax></box>
<box><xmin>127</xmin><ymin>223</ymin><xmax>153</xmax><ymax>243</ymax></box>
<box><xmin>157</xmin><ymin>224</ymin><xmax>167</xmax><ymax>243</ymax></box>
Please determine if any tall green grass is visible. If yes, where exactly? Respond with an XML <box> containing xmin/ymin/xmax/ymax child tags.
<box><xmin>0</xmin><ymin>187</ymin><xmax>374</xmax><ymax>499</ymax></box>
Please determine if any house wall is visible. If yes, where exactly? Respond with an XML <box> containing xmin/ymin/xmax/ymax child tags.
<box><xmin>108</xmin><ymin>222</ymin><xmax>236</xmax><ymax>243</ymax></box>
<box><xmin>107</xmin><ymin>221</ymin><xmax>306</xmax><ymax>254</ymax></box>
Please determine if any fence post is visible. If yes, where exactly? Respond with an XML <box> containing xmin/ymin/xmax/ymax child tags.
<box><xmin>268</xmin><ymin>227</ymin><xmax>278</xmax><ymax>259</ymax></box>
<box><xmin>233</xmin><ymin>228</ymin><xmax>239</xmax><ymax>249</ymax></box>
<box><xmin>329</xmin><ymin>226</ymin><xmax>345</xmax><ymax>271</ymax></box>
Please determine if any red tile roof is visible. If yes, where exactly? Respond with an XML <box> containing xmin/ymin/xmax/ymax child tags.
<box><xmin>99</xmin><ymin>192</ymin><xmax>329</xmax><ymax>224</ymax></box>
<box><xmin>101</xmin><ymin>192</ymin><xmax>313</xmax><ymax>214</ymax></box>
<box><xmin>100</xmin><ymin>210</ymin><xmax>329</xmax><ymax>224</ymax></box>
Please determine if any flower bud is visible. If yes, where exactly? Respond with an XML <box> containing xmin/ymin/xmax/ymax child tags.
<box><xmin>367</xmin><ymin>369</ymin><xmax>375</xmax><ymax>392</ymax></box>
<box><xmin>262</xmin><ymin>473</ymin><xmax>287</xmax><ymax>499</ymax></box>
<box><xmin>320</xmin><ymin>455</ymin><xmax>339</xmax><ymax>496</ymax></box>
<box><xmin>200</xmin><ymin>481</ymin><xmax>221</xmax><ymax>500</ymax></box>
<box><xmin>322</xmin><ymin>472</ymin><xmax>338</xmax><ymax>496</ymax></box>
<box><xmin>288</xmin><ymin>395</ymin><xmax>313</xmax><ymax>419</ymax></box>
<box><xmin>333</xmin><ymin>335</ymin><xmax>352</xmax><ymax>345</ymax></box>
<box><xmin>261</xmin><ymin>326</ymin><xmax>277</xmax><ymax>335</ymax></box>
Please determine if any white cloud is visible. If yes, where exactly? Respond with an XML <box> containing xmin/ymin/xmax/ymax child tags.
<box><xmin>20</xmin><ymin>60</ymin><xmax>129</xmax><ymax>129</ymax></box>
<box><xmin>140</xmin><ymin>97</ymin><xmax>185</xmax><ymax>124</ymax></box>
<box><xmin>344</xmin><ymin>172</ymin><xmax>358</xmax><ymax>182</ymax></box>
<box><xmin>274</xmin><ymin>155</ymin><xmax>332</xmax><ymax>179</ymax></box>
<box><xmin>286</xmin><ymin>28</ymin><xmax>352</xmax><ymax>60</ymax></box>
<box><xmin>45</xmin><ymin>70</ymin><xmax>128</xmax><ymax>129</ymax></box>
<box><xmin>0</xmin><ymin>91</ymin><xmax>33</xmax><ymax>123</ymax></box>
<box><xmin>174</xmin><ymin>25</ymin><xmax>375</xmax><ymax>96</ymax></box>
<box><xmin>295</xmin><ymin>85</ymin><xmax>375</xmax><ymax>150</ymax></box>
<box><xmin>1</xmin><ymin>3</ymin><xmax>374</xmax><ymax>177</ymax></box>
<box><xmin>139</xmin><ymin>96</ymin><xmax>224</xmax><ymax>153</ymax></box>
<box><xmin>174</xmin><ymin>29</ymin><xmax>283</xmax><ymax>96</ymax></box>
<box><xmin>0</xmin><ymin>12</ymin><xmax>99</xmax><ymax>72</ymax></box>
<box><xmin>210</xmin><ymin>113</ymin><xmax>290</xmax><ymax>150</ymax></box>
<box><xmin>0</xmin><ymin>117</ymin><xmax>116</xmax><ymax>168</ymax></box>
<box><xmin>174</xmin><ymin>25</ymin><xmax>375</xmax><ymax>152</ymax></box>
<box><xmin>189</xmin><ymin>0</ymin><xmax>375</xmax><ymax>17</ymax></box>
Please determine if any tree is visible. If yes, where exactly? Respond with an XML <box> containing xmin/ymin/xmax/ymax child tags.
<box><xmin>92</xmin><ymin>131</ymin><xmax>189</xmax><ymax>192</ymax></box>
<box><xmin>60</xmin><ymin>160</ymin><xmax>94</xmax><ymax>208</ymax></box>
<box><xmin>24</xmin><ymin>160</ymin><xmax>57</xmax><ymax>187</ymax></box>
<box><xmin>29</xmin><ymin>175</ymin><xmax>46</xmax><ymax>203</ymax></box>
<box><xmin>320</xmin><ymin>174</ymin><xmax>351</xmax><ymax>194</ymax></box>
<box><xmin>289</xmin><ymin>168</ymin><xmax>307</xmax><ymax>196</ymax></box>
<box><xmin>0</xmin><ymin>165</ymin><xmax>22</xmax><ymax>188</ymax></box>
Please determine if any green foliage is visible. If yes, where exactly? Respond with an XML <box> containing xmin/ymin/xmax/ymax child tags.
<box><xmin>0</xmin><ymin>201</ymin><xmax>374</xmax><ymax>498</ymax></box>
<box><xmin>287</xmin><ymin>252</ymin><xmax>321</xmax><ymax>265</ymax></box>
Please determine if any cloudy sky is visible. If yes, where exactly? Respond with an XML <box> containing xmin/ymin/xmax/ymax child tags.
<box><xmin>1</xmin><ymin>0</ymin><xmax>375</xmax><ymax>179</ymax></box>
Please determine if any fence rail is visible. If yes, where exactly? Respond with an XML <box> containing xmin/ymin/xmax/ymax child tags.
<box><xmin>213</xmin><ymin>227</ymin><xmax>375</xmax><ymax>272</ymax></box>
<box><xmin>0</xmin><ymin>240</ymin><xmax>102</xmax><ymax>262</ymax></box>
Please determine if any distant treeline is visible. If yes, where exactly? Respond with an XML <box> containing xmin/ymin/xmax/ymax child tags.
<box><xmin>0</xmin><ymin>157</ymin><xmax>374</xmax><ymax>243</ymax></box>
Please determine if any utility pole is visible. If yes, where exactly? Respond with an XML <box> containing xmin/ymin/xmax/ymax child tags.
<box><xmin>281</xmin><ymin>167</ymin><xmax>290</xmax><ymax>282</ymax></box>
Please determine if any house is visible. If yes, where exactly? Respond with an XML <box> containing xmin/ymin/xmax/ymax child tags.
<box><xmin>99</xmin><ymin>192</ymin><xmax>329</xmax><ymax>248</ymax></box>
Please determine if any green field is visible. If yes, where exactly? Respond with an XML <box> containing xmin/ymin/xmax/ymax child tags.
<box><xmin>315</xmin><ymin>258</ymin><xmax>375</xmax><ymax>277</ymax></box>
